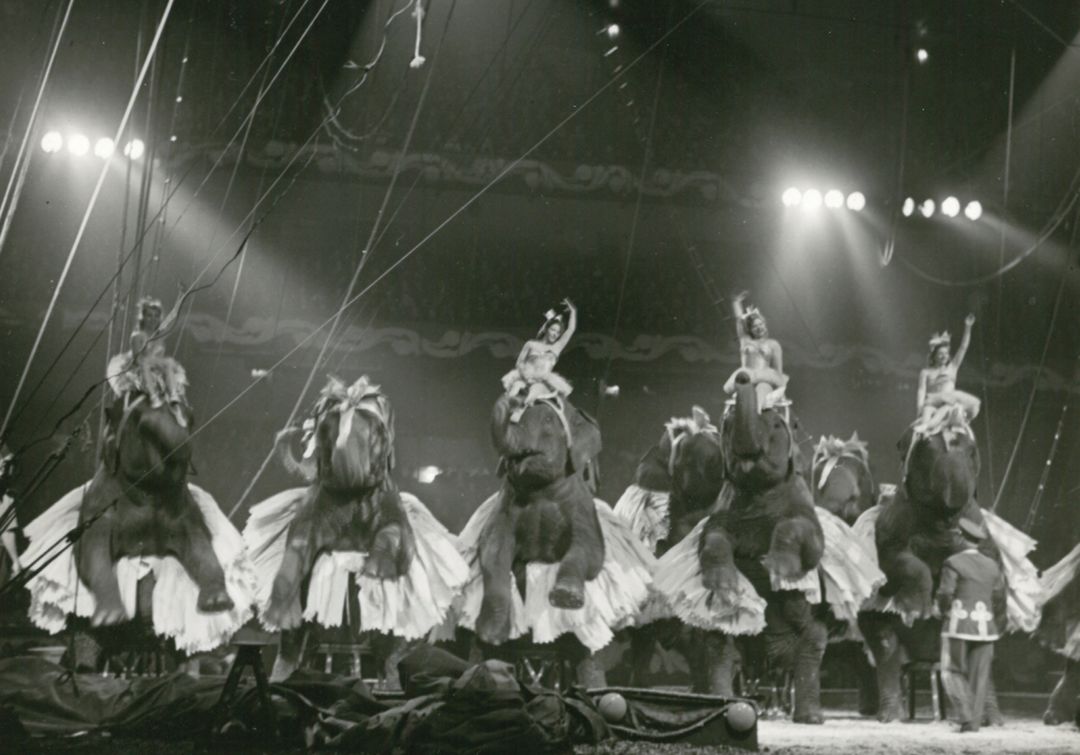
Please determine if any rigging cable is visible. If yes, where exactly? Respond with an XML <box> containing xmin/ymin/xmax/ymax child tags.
<box><xmin>0</xmin><ymin>0</ymin><xmax>178</xmax><ymax>444</ymax></box>
<box><xmin>0</xmin><ymin>0</ymin><xmax>75</xmax><ymax>260</ymax></box>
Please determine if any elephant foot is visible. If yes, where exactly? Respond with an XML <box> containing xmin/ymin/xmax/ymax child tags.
<box><xmin>877</xmin><ymin>699</ymin><xmax>904</xmax><ymax>723</ymax></box>
<box><xmin>792</xmin><ymin>711</ymin><xmax>825</xmax><ymax>725</ymax></box>
<box><xmin>476</xmin><ymin>597</ymin><xmax>512</xmax><ymax>646</ymax></box>
<box><xmin>763</xmin><ymin>550</ymin><xmax>803</xmax><ymax>583</ymax></box>
<box><xmin>701</xmin><ymin>564</ymin><xmax>739</xmax><ymax>596</ymax></box>
<box><xmin>262</xmin><ymin>599</ymin><xmax>302</xmax><ymax>631</ymax></box>
<box><xmin>362</xmin><ymin>525</ymin><xmax>406</xmax><ymax>580</ymax></box>
<box><xmin>91</xmin><ymin>596</ymin><xmax>128</xmax><ymax>627</ymax></box>
<box><xmin>549</xmin><ymin>576</ymin><xmax>586</xmax><ymax>610</ymax></box>
<box><xmin>270</xmin><ymin>653</ymin><xmax>299</xmax><ymax>683</ymax></box>
<box><xmin>197</xmin><ymin>585</ymin><xmax>234</xmax><ymax>613</ymax></box>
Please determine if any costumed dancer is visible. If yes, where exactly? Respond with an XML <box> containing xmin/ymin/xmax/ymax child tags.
<box><xmin>107</xmin><ymin>296</ymin><xmax>188</xmax><ymax>427</ymax></box>
<box><xmin>243</xmin><ymin>376</ymin><xmax>468</xmax><ymax>663</ymax></box>
<box><xmin>917</xmin><ymin>314</ymin><xmax>980</xmax><ymax>428</ymax></box>
<box><xmin>936</xmin><ymin>519</ymin><xmax>1007</xmax><ymax>733</ymax></box>
<box><xmin>501</xmin><ymin>298</ymin><xmax>577</xmax><ymax>421</ymax></box>
<box><xmin>723</xmin><ymin>291</ymin><xmax>788</xmax><ymax>411</ymax></box>
<box><xmin>21</xmin><ymin>293</ymin><xmax>256</xmax><ymax>654</ymax></box>
<box><xmin>1034</xmin><ymin>540</ymin><xmax>1080</xmax><ymax>725</ymax></box>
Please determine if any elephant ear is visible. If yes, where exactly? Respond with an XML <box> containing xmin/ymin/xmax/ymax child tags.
<box><xmin>566</xmin><ymin>406</ymin><xmax>602</xmax><ymax>475</ymax></box>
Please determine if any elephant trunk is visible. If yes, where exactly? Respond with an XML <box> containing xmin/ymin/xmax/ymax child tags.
<box><xmin>933</xmin><ymin>449</ymin><xmax>974</xmax><ymax>513</ymax></box>
<box><xmin>491</xmin><ymin>394</ymin><xmax>525</xmax><ymax>456</ymax></box>
<box><xmin>731</xmin><ymin>374</ymin><xmax>764</xmax><ymax>460</ymax></box>
<box><xmin>138</xmin><ymin>409</ymin><xmax>192</xmax><ymax>466</ymax></box>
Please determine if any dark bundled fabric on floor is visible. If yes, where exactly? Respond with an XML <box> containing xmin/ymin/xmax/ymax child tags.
<box><xmin>0</xmin><ymin>647</ymin><xmax>608</xmax><ymax>753</ymax></box>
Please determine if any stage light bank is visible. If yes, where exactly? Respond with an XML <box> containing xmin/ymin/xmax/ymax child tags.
<box><xmin>40</xmin><ymin>131</ymin><xmax>63</xmax><ymax>153</ymax></box>
<box><xmin>67</xmin><ymin>133</ymin><xmax>89</xmax><ymax>156</ymax></box>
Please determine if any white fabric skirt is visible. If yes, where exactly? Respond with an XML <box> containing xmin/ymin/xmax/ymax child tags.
<box><xmin>23</xmin><ymin>483</ymin><xmax>257</xmax><ymax>654</ymax></box>
<box><xmin>612</xmin><ymin>483</ymin><xmax>670</xmax><ymax>554</ymax></box>
<box><xmin>243</xmin><ymin>489</ymin><xmax>468</xmax><ymax>640</ymax></box>
<box><xmin>437</xmin><ymin>493</ymin><xmax>655</xmax><ymax>653</ymax></box>
<box><xmin>1039</xmin><ymin>543</ymin><xmax>1080</xmax><ymax>659</ymax></box>
<box><xmin>644</xmin><ymin>516</ymin><xmax>767</xmax><ymax>636</ymax></box>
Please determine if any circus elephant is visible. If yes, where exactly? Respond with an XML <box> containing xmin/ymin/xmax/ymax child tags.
<box><xmin>653</xmin><ymin>374</ymin><xmax>828</xmax><ymax>721</ymax></box>
<box><xmin>1033</xmin><ymin>542</ymin><xmax>1080</xmax><ymax>725</ymax></box>
<box><xmin>856</xmin><ymin>423</ymin><xmax>1041</xmax><ymax>722</ymax></box>
<box><xmin>810</xmin><ymin>434</ymin><xmax>876</xmax><ymax>527</ymax></box>
<box><xmin>614</xmin><ymin>407</ymin><xmax>760</xmax><ymax>695</ymax></box>
<box><xmin>440</xmin><ymin>394</ymin><xmax>653</xmax><ymax>686</ymax></box>
<box><xmin>244</xmin><ymin>376</ymin><xmax>468</xmax><ymax>679</ymax></box>
<box><xmin>22</xmin><ymin>371</ymin><xmax>255</xmax><ymax>654</ymax></box>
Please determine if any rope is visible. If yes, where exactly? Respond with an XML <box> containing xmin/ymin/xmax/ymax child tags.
<box><xmin>0</xmin><ymin>0</ymin><xmax>75</xmax><ymax>261</ymax></box>
<box><xmin>0</xmin><ymin>0</ymin><xmax>177</xmax><ymax>445</ymax></box>
<box><xmin>597</xmin><ymin>9</ymin><xmax>669</xmax><ymax>422</ymax></box>
<box><xmin>990</xmin><ymin>206</ymin><xmax>1077</xmax><ymax>512</ymax></box>
<box><xmin>228</xmin><ymin>0</ymin><xmax>455</xmax><ymax>519</ymax></box>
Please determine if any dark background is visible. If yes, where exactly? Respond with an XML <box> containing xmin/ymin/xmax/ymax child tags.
<box><xmin>0</xmin><ymin>0</ymin><xmax>1077</xmax><ymax>567</ymax></box>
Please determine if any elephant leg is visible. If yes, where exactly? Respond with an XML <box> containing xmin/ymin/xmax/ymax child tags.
<box><xmin>575</xmin><ymin>653</ymin><xmax>607</xmax><ymax>689</ymax></box>
<box><xmin>477</xmin><ymin>501</ymin><xmax>518</xmax><ymax>645</ymax></box>
<box><xmin>855</xmin><ymin>644</ymin><xmax>880</xmax><ymax>717</ymax></box>
<box><xmin>550</xmin><ymin>491</ymin><xmax>604</xmax><ymax>610</ymax></box>
<box><xmin>764</xmin><ymin>593</ymin><xmax>825</xmax><ymax>724</ymax></box>
<box><xmin>628</xmin><ymin>626</ymin><xmax>656</xmax><ymax>687</ymax></box>
<box><xmin>75</xmin><ymin>509</ymin><xmax>127</xmax><ymax>627</ymax></box>
<box><xmin>1044</xmin><ymin>658</ymin><xmax>1080</xmax><ymax>725</ymax></box>
<box><xmin>702</xmin><ymin>631</ymin><xmax>738</xmax><ymax>697</ymax></box>
<box><xmin>859</xmin><ymin>612</ymin><xmax>904</xmax><ymax>722</ymax></box>
<box><xmin>361</xmin><ymin>490</ymin><xmax>416</xmax><ymax>580</ymax></box>
<box><xmin>266</xmin><ymin>512</ymin><xmax>319</xmax><ymax>630</ymax></box>
<box><xmin>699</xmin><ymin>524</ymin><xmax>739</xmax><ymax>595</ymax></box>
<box><xmin>271</xmin><ymin>626</ymin><xmax>308</xmax><ymax>682</ymax></box>
<box><xmin>165</xmin><ymin>505</ymin><xmax>233</xmax><ymax>614</ymax></box>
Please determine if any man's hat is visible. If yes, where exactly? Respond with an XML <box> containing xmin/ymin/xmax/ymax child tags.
<box><xmin>958</xmin><ymin>517</ymin><xmax>987</xmax><ymax>542</ymax></box>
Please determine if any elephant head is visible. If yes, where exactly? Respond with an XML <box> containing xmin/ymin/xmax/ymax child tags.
<box><xmin>105</xmin><ymin>398</ymin><xmax>194</xmax><ymax>489</ymax></box>
<box><xmin>897</xmin><ymin>427</ymin><xmax>979</xmax><ymax>522</ymax></box>
<box><xmin>723</xmin><ymin>372</ymin><xmax>796</xmax><ymax>490</ymax></box>
<box><xmin>491</xmin><ymin>394</ymin><xmax>601</xmax><ymax>490</ymax></box>
<box><xmin>811</xmin><ymin>435</ymin><xmax>875</xmax><ymax>526</ymax></box>
<box><xmin>309</xmin><ymin>376</ymin><xmax>395</xmax><ymax>492</ymax></box>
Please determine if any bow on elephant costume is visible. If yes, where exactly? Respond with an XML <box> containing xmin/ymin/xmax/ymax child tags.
<box><xmin>811</xmin><ymin>434</ymin><xmax>876</xmax><ymax>527</ymax></box>
<box><xmin>855</xmin><ymin>421</ymin><xmax>1040</xmax><ymax>722</ymax></box>
<box><xmin>23</xmin><ymin>358</ymin><xmax>256</xmax><ymax>654</ymax></box>
<box><xmin>244</xmin><ymin>376</ymin><xmax>467</xmax><ymax>644</ymax></box>
<box><xmin>440</xmin><ymin>394</ymin><xmax>653</xmax><ymax>672</ymax></box>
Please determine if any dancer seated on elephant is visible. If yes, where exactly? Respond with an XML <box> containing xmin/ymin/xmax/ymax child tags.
<box><xmin>723</xmin><ymin>291</ymin><xmax>789</xmax><ymax>411</ymax></box>
<box><xmin>501</xmin><ymin>298</ymin><xmax>577</xmax><ymax>421</ymax></box>
<box><xmin>107</xmin><ymin>296</ymin><xmax>188</xmax><ymax>427</ymax></box>
<box><xmin>917</xmin><ymin>314</ymin><xmax>980</xmax><ymax>429</ymax></box>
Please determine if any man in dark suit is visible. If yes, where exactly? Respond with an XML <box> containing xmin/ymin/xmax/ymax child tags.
<box><xmin>936</xmin><ymin>517</ymin><xmax>1007</xmax><ymax>733</ymax></box>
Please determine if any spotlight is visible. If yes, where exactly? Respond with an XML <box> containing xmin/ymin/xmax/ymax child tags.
<box><xmin>902</xmin><ymin>197</ymin><xmax>915</xmax><ymax>217</ymax></box>
<box><xmin>824</xmin><ymin>190</ymin><xmax>845</xmax><ymax>209</ymax></box>
<box><xmin>846</xmin><ymin>191</ymin><xmax>866</xmax><ymax>211</ymax></box>
<box><xmin>920</xmin><ymin>198</ymin><xmax>935</xmax><ymax>218</ymax></box>
<box><xmin>40</xmin><ymin>131</ymin><xmax>63</xmax><ymax>153</ymax></box>
<box><xmin>67</xmin><ymin>133</ymin><xmax>89</xmax><ymax>156</ymax></box>
<box><xmin>124</xmin><ymin>139</ymin><xmax>145</xmax><ymax>160</ymax></box>
<box><xmin>781</xmin><ymin>187</ymin><xmax>802</xmax><ymax>207</ymax></box>
<box><xmin>802</xmin><ymin>189</ymin><xmax>822</xmax><ymax>210</ymax></box>
<box><xmin>93</xmin><ymin>137</ymin><xmax>115</xmax><ymax>159</ymax></box>
<box><xmin>964</xmin><ymin>200</ymin><xmax>983</xmax><ymax>221</ymax></box>
<box><xmin>941</xmin><ymin>196</ymin><xmax>960</xmax><ymax>217</ymax></box>
<box><xmin>916</xmin><ymin>48</ymin><xmax>929</xmax><ymax>64</ymax></box>
<box><xmin>606</xmin><ymin>24</ymin><xmax>620</xmax><ymax>39</ymax></box>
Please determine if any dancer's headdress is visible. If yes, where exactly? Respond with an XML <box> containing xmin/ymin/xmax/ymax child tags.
<box><xmin>538</xmin><ymin>308</ymin><xmax>566</xmax><ymax>338</ymax></box>
<box><xmin>138</xmin><ymin>296</ymin><xmax>163</xmax><ymax>315</ymax></box>
<box><xmin>742</xmin><ymin>305</ymin><xmax>765</xmax><ymax>324</ymax></box>
<box><xmin>928</xmin><ymin>331</ymin><xmax>951</xmax><ymax>350</ymax></box>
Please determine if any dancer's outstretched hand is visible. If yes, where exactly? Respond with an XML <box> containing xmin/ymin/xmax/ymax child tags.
<box><xmin>965</xmin><ymin>313</ymin><xmax>976</xmax><ymax>327</ymax></box>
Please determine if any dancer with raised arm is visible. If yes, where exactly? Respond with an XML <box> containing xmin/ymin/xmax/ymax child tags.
<box><xmin>501</xmin><ymin>299</ymin><xmax>577</xmax><ymax>420</ymax></box>
<box><xmin>917</xmin><ymin>314</ymin><xmax>980</xmax><ymax>427</ymax></box>
<box><xmin>723</xmin><ymin>292</ymin><xmax>789</xmax><ymax>411</ymax></box>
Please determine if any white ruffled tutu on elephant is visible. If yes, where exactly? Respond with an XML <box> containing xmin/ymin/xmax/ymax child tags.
<box><xmin>613</xmin><ymin>483</ymin><xmax>670</xmax><ymax>553</ymax></box>
<box><xmin>644</xmin><ymin>516</ymin><xmax>767</xmax><ymax>636</ymax></box>
<box><xmin>1038</xmin><ymin>543</ymin><xmax>1080</xmax><ymax>659</ymax></box>
<box><xmin>852</xmin><ymin>503</ymin><xmax>1041</xmax><ymax>631</ymax></box>
<box><xmin>244</xmin><ymin>490</ymin><xmax>468</xmax><ymax>640</ymax></box>
<box><xmin>23</xmin><ymin>483</ymin><xmax>256</xmax><ymax>654</ymax></box>
<box><xmin>439</xmin><ymin>493</ymin><xmax>654</xmax><ymax>653</ymax></box>
<box><xmin>814</xmin><ymin>506</ymin><xmax>885</xmax><ymax>627</ymax></box>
